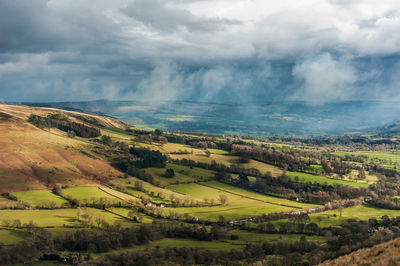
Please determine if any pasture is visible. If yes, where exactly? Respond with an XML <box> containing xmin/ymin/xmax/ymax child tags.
<box><xmin>229</xmin><ymin>230</ymin><xmax>327</xmax><ymax>244</ymax></box>
<box><xmin>145</xmin><ymin>163</ymin><xmax>215</xmax><ymax>187</ymax></box>
<box><xmin>272</xmin><ymin>204</ymin><xmax>400</xmax><ymax>228</ymax></box>
<box><xmin>0</xmin><ymin>229</ymin><xmax>29</xmax><ymax>245</ymax></box>
<box><xmin>0</xmin><ymin>208</ymin><xmax>126</xmax><ymax>227</ymax></box>
<box><xmin>61</xmin><ymin>186</ymin><xmax>121</xmax><ymax>201</ymax></box>
<box><xmin>168</xmin><ymin>153</ymin><xmax>283</xmax><ymax>177</ymax></box>
<box><xmin>12</xmin><ymin>189</ymin><xmax>69</xmax><ymax>207</ymax></box>
<box><xmin>286</xmin><ymin>171</ymin><xmax>370</xmax><ymax>188</ymax></box>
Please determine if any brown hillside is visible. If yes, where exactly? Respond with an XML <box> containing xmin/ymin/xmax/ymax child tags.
<box><xmin>0</xmin><ymin>103</ymin><xmax>125</xmax><ymax>193</ymax></box>
<box><xmin>320</xmin><ymin>237</ymin><xmax>400</xmax><ymax>266</ymax></box>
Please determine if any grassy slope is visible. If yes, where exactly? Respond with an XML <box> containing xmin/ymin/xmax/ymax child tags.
<box><xmin>320</xmin><ymin>237</ymin><xmax>400</xmax><ymax>266</ymax></box>
<box><xmin>0</xmin><ymin>103</ymin><xmax>125</xmax><ymax>193</ymax></box>
<box><xmin>272</xmin><ymin>204</ymin><xmax>400</xmax><ymax>228</ymax></box>
<box><xmin>286</xmin><ymin>171</ymin><xmax>370</xmax><ymax>188</ymax></box>
<box><xmin>61</xmin><ymin>186</ymin><xmax>121</xmax><ymax>201</ymax></box>
<box><xmin>168</xmin><ymin>180</ymin><xmax>315</xmax><ymax>221</ymax></box>
<box><xmin>169</xmin><ymin>152</ymin><xmax>283</xmax><ymax>176</ymax></box>
<box><xmin>12</xmin><ymin>190</ymin><xmax>69</xmax><ymax>207</ymax></box>
<box><xmin>0</xmin><ymin>208</ymin><xmax>126</xmax><ymax>227</ymax></box>
<box><xmin>145</xmin><ymin>163</ymin><xmax>215</xmax><ymax>187</ymax></box>
<box><xmin>0</xmin><ymin>229</ymin><xmax>30</xmax><ymax>245</ymax></box>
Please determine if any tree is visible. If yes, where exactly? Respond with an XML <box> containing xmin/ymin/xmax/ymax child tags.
<box><xmin>164</xmin><ymin>168</ymin><xmax>175</xmax><ymax>178</ymax></box>
<box><xmin>134</xmin><ymin>181</ymin><xmax>144</xmax><ymax>191</ymax></box>
<box><xmin>154</xmin><ymin>128</ymin><xmax>163</xmax><ymax>135</ymax></box>
<box><xmin>219</xmin><ymin>194</ymin><xmax>228</xmax><ymax>205</ymax></box>
<box><xmin>239</xmin><ymin>174</ymin><xmax>249</xmax><ymax>184</ymax></box>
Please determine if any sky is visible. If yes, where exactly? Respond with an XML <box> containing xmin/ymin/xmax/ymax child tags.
<box><xmin>1</xmin><ymin>0</ymin><xmax>400</xmax><ymax>104</ymax></box>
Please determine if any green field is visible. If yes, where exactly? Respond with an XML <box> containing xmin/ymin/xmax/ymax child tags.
<box><xmin>12</xmin><ymin>190</ymin><xmax>69</xmax><ymax>207</ymax></box>
<box><xmin>286</xmin><ymin>171</ymin><xmax>370</xmax><ymax>188</ymax></box>
<box><xmin>171</xmin><ymin>201</ymin><xmax>296</xmax><ymax>221</ymax></box>
<box><xmin>169</xmin><ymin>181</ymin><xmax>316</xmax><ymax>221</ymax></box>
<box><xmin>271</xmin><ymin>204</ymin><xmax>400</xmax><ymax>228</ymax></box>
<box><xmin>0</xmin><ymin>208</ymin><xmax>126</xmax><ymax>227</ymax></box>
<box><xmin>0</xmin><ymin>229</ymin><xmax>29</xmax><ymax>245</ymax></box>
<box><xmin>147</xmin><ymin>238</ymin><xmax>243</xmax><ymax>250</ymax></box>
<box><xmin>108</xmin><ymin>208</ymin><xmax>153</xmax><ymax>223</ymax></box>
<box><xmin>61</xmin><ymin>186</ymin><xmax>121</xmax><ymax>201</ymax></box>
<box><xmin>145</xmin><ymin>163</ymin><xmax>216</xmax><ymax>187</ymax></box>
<box><xmin>229</xmin><ymin>230</ymin><xmax>327</xmax><ymax>244</ymax></box>
<box><xmin>110</xmin><ymin>177</ymin><xmax>191</xmax><ymax>204</ymax></box>
<box><xmin>203</xmin><ymin>181</ymin><xmax>316</xmax><ymax>209</ymax></box>
<box><xmin>169</xmin><ymin>153</ymin><xmax>283</xmax><ymax>177</ymax></box>
<box><xmin>335</xmin><ymin>150</ymin><xmax>400</xmax><ymax>169</ymax></box>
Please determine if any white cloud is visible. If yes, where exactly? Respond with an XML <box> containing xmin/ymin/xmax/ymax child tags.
<box><xmin>291</xmin><ymin>53</ymin><xmax>357</xmax><ymax>104</ymax></box>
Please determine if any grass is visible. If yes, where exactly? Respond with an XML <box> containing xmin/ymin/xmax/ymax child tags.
<box><xmin>108</xmin><ymin>208</ymin><xmax>153</xmax><ymax>223</ymax></box>
<box><xmin>286</xmin><ymin>171</ymin><xmax>370</xmax><ymax>188</ymax></box>
<box><xmin>0</xmin><ymin>208</ymin><xmax>126</xmax><ymax>227</ymax></box>
<box><xmin>169</xmin><ymin>182</ymin><xmax>241</xmax><ymax>202</ymax></box>
<box><xmin>61</xmin><ymin>186</ymin><xmax>121</xmax><ymax>201</ymax></box>
<box><xmin>12</xmin><ymin>189</ymin><xmax>69</xmax><ymax>207</ymax></box>
<box><xmin>110</xmin><ymin>177</ymin><xmax>190</xmax><ymax>204</ymax></box>
<box><xmin>0</xmin><ymin>229</ymin><xmax>29</xmax><ymax>245</ymax></box>
<box><xmin>335</xmin><ymin>150</ymin><xmax>400</xmax><ymax>169</ymax></box>
<box><xmin>203</xmin><ymin>181</ymin><xmax>316</xmax><ymax>209</ymax></box>
<box><xmin>147</xmin><ymin>238</ymin><xmax>243</xmax><ymax>250</ymax></box>
<box><xmin>229</xmin><ymin>230</ymin><xmax>327</xmax><ymax>244</ymax></box>
<box><xmin>272</xmin><ymin>204</ymin><xmax>400</xmax><ymax>228</ymax></box>
<box><xmin>145</xmin><ymin>163</ymin><xmax>215</xmax><ymax>187</ymax></box>
<box><xmin>99</xmin><ymin>186</ymin><xmax>139</xmax><ymax>202</ymax></box>
<box><xmin>168</xmin><ymin>153</ymin><xmax>283</xmax><ymax>177</ymax></box>
<box><xmin>92</xmin><ymin>238</ymin><xmax>244</xmax><ymax>259</ymax></box>
<box><xmin>169</xmin><ymin>181</ymin><xmax>315</xmax><ymax>221</ymax></box>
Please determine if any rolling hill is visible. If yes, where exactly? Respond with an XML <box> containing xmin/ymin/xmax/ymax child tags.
<box><xmin>0</xmin><ymin>103</ymin><xmax>127</xmax><ymax>192</ymax></box>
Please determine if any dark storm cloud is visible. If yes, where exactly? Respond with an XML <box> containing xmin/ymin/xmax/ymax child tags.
<box><xmin>1</xmin><ymin>0</ymin><xmax>400</xmax><ymax>103</ymax></box>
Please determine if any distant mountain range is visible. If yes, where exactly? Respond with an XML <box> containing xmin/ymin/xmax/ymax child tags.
<box><xmin>20</xmin><ymin>100</ymin><xmax>400</xmax><ymax>136</ymax></box>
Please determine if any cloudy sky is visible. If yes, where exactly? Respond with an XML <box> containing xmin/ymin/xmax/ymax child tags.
<box><xmin>1</xmin><ymin>0</ymin><xmax>400</xmax><ymax>103</ymax></box>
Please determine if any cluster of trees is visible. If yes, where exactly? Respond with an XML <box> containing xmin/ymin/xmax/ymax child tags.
<box><xmin>190</xmin><ymin>141</ymin><xmax>218</xmax><ymax>149</ymax></box>
<box><xmin>171</xmin><ymin>158</ymin><xmax>261</xmax><ymax>177</ymax></box>
<box><xmin>95</xmin><ymin>235</ymin><xmax>317</xmax><ymax>265</ymax></box>
<box><xmin>113</xmin><ymin>147</ymin><xmax>166</xmax><ymax>184</ymax></box>
<box><xmin>366</xmin><ymin>163</ymin><xmax>399</xmax><ymax>178</ymax></box>
<box><xmin>28</xmin><ymin>114</ymin><xmax>101</xmax><ymax>138</ymax></box>
<box><xmin>249</xmin><ymin>198</ymin><xmax>363</xmax><ymax>224</ymax></box>
<box><xmin>370</xmin><ymin>179</ymin><xmax>400</xmax><ymax>197</ymax></box>
<box><xmin>136</xmin><ymin>134</ymin><xmax>168</xmax><ymax>144</ymax></box>
<box><xmin>215</xmin><ymin>169</ymin><xmax>367</xmax><ymax>204</ymax></box>
<box><xmin>231</xmin><ymin>144</ymin><xmax>315</xmax><ymax>172</ymax></box>
<box><xmin>62</xmin><ymin>195</ymin><xmax>127</xmax><ymax>209</ymax></box>
<box><xmin>368</xmin><ymin>197</ymin><xmax>400</xmax><ymax>210</ymax></box>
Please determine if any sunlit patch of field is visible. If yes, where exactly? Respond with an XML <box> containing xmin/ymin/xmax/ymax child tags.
<box><xmin>61</xmin><ymin>186</ymin><xmax>121</xmax><ymax>201</ymax></box>
<box><xmin>203</xmin><ymin>181</ymin><xmax>316</xmax><ymax>209</ymax></box>
<box><xmin>99</xmin><ymin>186</ymin><xmax>139</xmax><ymax>202</ymax></box>
<box><xmin>335</xmin><ymin>150</ymin><xmax>400</xmax><ymax>169</ymax></box>
<box><xmin>286</xmin><ymin>171</ymin><xmax>370</xmax><ymax>188</ymax></box>
<box><xmin>168</xmin><ymin>181</ymin><xmax>310</xmax><ymax>221</ymax></box>
<box><xmin>168</xmin><ymin>153</ymin><xmax>283</xmax><ymax>177</ymax></box>
<box><xmin>12</xmin><ymin>190</ymin><xmax>69</xmax><ymax>207</ymax></box>
<box><xmin>145</xmin><ymin>163</ymin><xmax>215</xmax><ymax>187</ymax></box>
<box><xmin>0</xmin><ymin>208</ymin><xmax>126</xmax><ymax>227</ymax></box>
<box><xmin>171</xmin><ymin>201</ymin><xmax>295</xmax><ymax>221</ymax></box>
<box><xmin>339</xmin><ymin>169</ymin><xmax>379</xmax><ymax>184</ymax></box>
<box><xmin>272</xmin><ymin>204</ymin><xmax>400</xmax><ymax>228</ymax></box>
<box><xmin>110</xmin><ymin>177</ymin><xmax>194</xmax><ymax>203</ymax></box>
